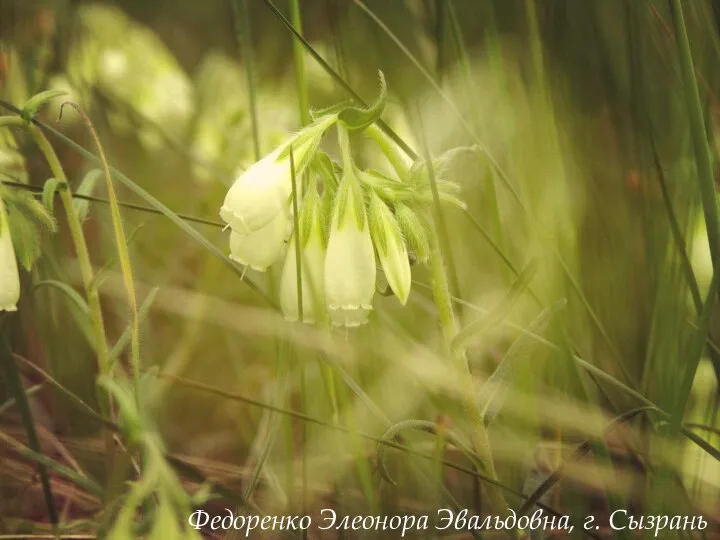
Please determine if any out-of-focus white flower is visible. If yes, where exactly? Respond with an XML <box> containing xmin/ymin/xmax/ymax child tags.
<box><xmin>220</xmin><ymin>115</ymin><xmax>335</xmax><ymax>234</ymax></box>
<box><xmin>368</xmin><ymin>193</ymin><xmax>411</xmax><ymax>305</ymax></box>
<box><xmin>280</xmin><ymin>189</ymin><xmax>326</xmax><ymax>323</ymax></box>
<box><xmin>0</xmin><ymin>199</ymin><xmax>20</xmax><ymax>312</ymax></box>
<box><xmin>324</xmin><ymin>171</ymin><xmax>376</xmax><ymax>327</ymax></box>
<box><xmin>229</xmin><ymin>208</ymin><xmax>290</xmax><ymax>271</ymax></box>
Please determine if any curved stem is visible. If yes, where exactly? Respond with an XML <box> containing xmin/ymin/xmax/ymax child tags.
<box><xmin>365</xmin><ymin>124</ymin><xmax>410</xmax><ymax>179</ymax></box>
<box><xmin>26</xmin><ymin>123</ymin><xmax>115</xmax><ymax>477</ymax></box>
<box><xmin>27</xmin><ymin>124</ymin><xmax>110</xmax><ymax>377</ymax></box>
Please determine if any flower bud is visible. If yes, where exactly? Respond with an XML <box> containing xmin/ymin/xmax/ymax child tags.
<box><xmin>324</xmin><ymin>172</ymin><xmax>376</xmax><ymax>327</ymax></box>
<box><xmin>220</xmin><ymin>115</ymin><xmax>335</xmax><ymax>234</ymax></box>
<box><xmin>368</xmin><ymin>193</ymin><xmax>411</xmax><ymax>305</ymax></box>
<box><xmin>229</xmin><ymin>208</ymin><xmax>289</xmax><ymax>271</ymax></box>
<box><xmin>0</xmin><ymin>199</ymin><xmax>20</xmax><ymax>312</ymax></box>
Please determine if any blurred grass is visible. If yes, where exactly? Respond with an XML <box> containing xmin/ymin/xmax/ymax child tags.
<box><xmin>0</xmin><ymin>0</ymin><xmax>719</xmax><ymax>537</ymax></box>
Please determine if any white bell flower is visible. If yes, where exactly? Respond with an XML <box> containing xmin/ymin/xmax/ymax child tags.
<box><xmin>229</xmin><ymin>208</ymin><xmax>289</xmax><ymax>271</ymax></box>
<box><xmin>324</xmin><ymin>172</ymin><xmax>376</xmax><ymax>327</ymax></box>
<box><xmin>220</xmin><ymin>115</ymin><xmax>335</xmax><ymax>234</ymax></box>
<box><xmin>0</xmin><ymin>198</ymin><xmax>20</xmax><ymax>312</ymax></box>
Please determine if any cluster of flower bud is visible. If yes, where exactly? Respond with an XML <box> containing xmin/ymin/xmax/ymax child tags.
<box><xmin>219</xmin><ymin>112</ymin><xmax>460</xmax><ymax>328</ymax></box>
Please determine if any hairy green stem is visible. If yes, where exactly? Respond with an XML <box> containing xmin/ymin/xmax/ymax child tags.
<box><xmin>428</xmin><ymin>235</ymin><xmax>509</xmax><ymax>519</ymax></box>
<box><xmin>415</xmin><ymin>107</ymin><xmax>510</xmax><ymax>520</ymax></box>
<box><xmin>59</xmin><ymin>103</ymin><xmax>141</xmax><ymax>402</ymax></box>
<box><xmin>26</xmin><ymin>123</ymin><xmax>116</xmax><ymax>478</ymax></box>
<box><xmin>365</xmin><ymin>124</ymin><xmax>410</xmax><ymax>179</ymax></box>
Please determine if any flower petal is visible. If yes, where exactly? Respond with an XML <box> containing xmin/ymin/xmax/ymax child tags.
<box><xmin>229</xmin><ymin>209</ymin><xmax>289</xmax><ymax>271</ymax></box>
<box><xmin>324</xmin><ymin>220</ymin><xmax>376</xmax><ymax>327</ymax></box>
<box><xmin>0</xmin><ymin>200</ymin><xmax>20</xmax><ymax>312</ymax></box>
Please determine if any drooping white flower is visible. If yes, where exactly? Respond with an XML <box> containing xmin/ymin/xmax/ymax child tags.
<box><xmin>368</xmin><ymin>193</ymin><xmax>411</xmax><ymax>305</ymax></box>
<box><xmin>324</xmin><ymin>171</ymin><xmax>376</xmax><ymax>327</ymax></box>
<box><xmin>0</xmin><ymin>198</ymin><xmax>20</xmax><ymax>312</ymax></box>
<box><xmin>220</xmin><ymin>115</ymin><xmax>335</xmax><ymax>234</ymax></box>
<box><xmin>280</xmin><ymin>188</ymin><xmax>326</xmax><ymax>323</ymax></box>
<box><xmin>229</xmin><ymin>208</ymin><xmax>289</xmax><ymax>271</ymax></box>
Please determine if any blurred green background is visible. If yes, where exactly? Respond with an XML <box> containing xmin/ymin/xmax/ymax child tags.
<box><xmin>1</xmin><ymin>0</ymin><xmax>719</xmax><ymax>537</ymax></box>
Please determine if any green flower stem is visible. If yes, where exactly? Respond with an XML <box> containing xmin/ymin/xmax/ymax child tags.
<box><xmin>428</xmin><ymin>235</ymin><xmax>510</xmax><ymax>520</ymax></box>
<box><xmin>60</xmin><ymin>103</ymin><xmax>141</xmax><ymax>405</ymax></box>
<box><xmin>415</xmin><ymin>106</ymin><xmax>510</xmax><ymax>523</ymax></box>
<box><xmin>27</xmin><ymin>123</ymin><xmax>116</xmax><ymax>474</ymax></box>
<box><xmin>365</xmin><ymin>124</ymin><xmax>410</xmax><ymax>178</ymax></box>
<box><xmin>289</xmin><ymin>0</ymin><xmax>310</xmax><ymax>126</ymax></box>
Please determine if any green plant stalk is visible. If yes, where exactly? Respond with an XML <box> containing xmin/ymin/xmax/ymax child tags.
<box><xmin>26</xmin><ymin>123</ymin><xmax>116</xmax><ymax>475</ymax></box>
<box><xmin>289</xmin><ymin>145</ymin><xmax>308</xmax><ymax>523</ymax></box>
<box><xmin>365</xmin><ymin>124</ymin><xmax>410</xmax><ymax>179</ymax></box>
<box><xmin>27</xmin><ymin>124</ymin><xmax>110</xmax><ymax>379</ymax></box>
<box><xmin>289</xmin><ymin>0</ymin><xmax>310</xmax><ymax>126</ymax></box>
<box><xmin>668</xmin><ymin>0</ymin><xmax>720</xmax><ymax>427</ymax></box>
<box><xmin>60</xmin><ymin>103</ymin><xmax>141</xmax><ymax>403</ymax></box>
<box><xmin>415</xmin><ymin>106</ymin><xmax>510</xmax><ymax>521</ymax></box>
<box><xmin>0</xmin><ymin>331</ymin><xmax>58</xmax><ymax>526</ymax></box>
<box><xmin>428</xmin><ymin>235</ymin><xmax>510</xmax><ymax>519</ymax></box>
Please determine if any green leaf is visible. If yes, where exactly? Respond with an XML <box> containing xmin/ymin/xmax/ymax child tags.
<box><xmin>396</xmin><ymin>204</ymin><xmax>430</xmax><ymax>263</ymax></box>
<box><xmin>109</xmin><ymin>287</ymin><xmax>159</xmax><ymax>368</ymax></box>
<box><xmin>368</xmin><ymin>194</ymin><xmax>389</xmax><ymax>256</ymax></box>
<box><xmin>312</xmin><ymin>151</ymin><xmax>340</xmax><ymax>189</ymax></box>
<box><xmin>478</xmin><ymin>299</ymin><xmax>566</xmax><ymax>425</ymax></box>
<box><xmin>299</xmin><ymin>186</ymin><xmax>319</xmax><ymax>247</ymax></box>
<box><xmin>338</xmin><ymin>71</ymin><xmax>387</xmax><ymax>133</ymax></box>
<box><xmin>452</xmin><ymin>258</ymin><xmax>539</xmax><ymax>354</ymax></box>
<box><xmin>18</xmin><ymin>196</ymin><xmax>57</xmax><ymax>233</ymax></box>
<box><xmin>33</xmin><ymin>279</ymin><xmax>95</xmax><ymax>349</ymax></box>
<box><xmin>33</xmin><ymin>280</ymin><xmax>90</xmax><ymax>316</ymax></box>
<box><xmin>21</xmin><ymin>90</ymin><xmax>68</xmax><ymax>120</ymax></box>
<box><xmin>42</xmin><ymin>178</ymin><xmax>65</xmax><ymax>215</ymax></box>
<box><xmin>74</xmin><ymin>169</ymin><xmax>102</xmax><ymax>223</ymax></box>
<box><xmin>6</xmin><ymin>205</ymin><xmax>41</xmax><ymax>271</ymax></box>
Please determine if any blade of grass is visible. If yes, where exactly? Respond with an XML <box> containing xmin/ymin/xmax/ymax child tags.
<box><xmin>0</xmin><ymin>178</ymin><xmax>225</xmax><ymax>228</ymax></box>
<box><xmin>0</xmin><ymin>325</ymin><xmax>58</xmax><ymax>526</ymax></box>
<box><xmin>0</xmin><ymin>430</ymin><xmax>103</xmax><ymax>498</ymax></box>
<box><xmin>669</xmin><ymin>0</ymin><xmax>720</xmax><ymax>432</ymax></box>
<box><xmin>155</xmin><ymin>369</ymin><xmax>600</xmax><ymax>533</ymax></box>
<box><xmin>0</xmin><ymin>383</ymin><xmax>44</xmax><ymax>418</ymax></box>
<box><xmin>518</xmin><ymin>406</ymin><xmax>654</xmax><ymax>516</ymax></box>
<box><xmin>649</xmin><ymin>134</ymin><xmax>703</xmax><ymax>312</ymax></box>
<box><xmin>230</xmin><ymin>0</ymin><xmax>261</xmax><ymax>161</ymax></box>
<box><xmin>12</xmin><ymin>353</ymin><xmax>117</xmax><ymax>431</ymax></box>
<box><xmin>59</xmin><ymin>103</ymin><xmax>142</xmax><ymax>400</ymax></box>
<box><xmin>108</xmin><ymin>287</ymin><xmax>159</xmax><ymax>367</ymax></box>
